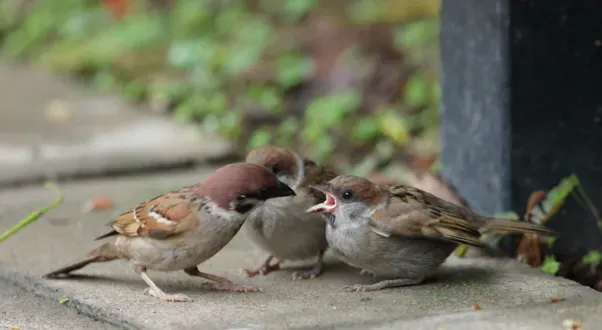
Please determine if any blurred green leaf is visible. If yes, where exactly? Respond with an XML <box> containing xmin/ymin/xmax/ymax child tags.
<box><xmin>313</xmin><ymin>135</ymin><xmax>335</xmax><ymax>162</ymax></box>
<box><xmin>395</xmin><ymin>18</ymin><xmax>440</xmax><ymax>49</ymax></box>
<box><xmin>282</xmin><ymin>0</ymin><xmax>317</xmax><ymax>21</ymax></box>
<box><xmin>527</xmin><ymin>174</ymin><xmax>579</xmax><ymax>225</ymax></box>
<box><xmin>303</xmin><ymin>91</ymin><xmax>360</xmax><ymax>142</ymax></box>
<box><xmin>169</xmin><ymin>1</ymin><xmax>211</xmax><ymax>38</ymax></box>
<box><xmin>248</xmin><ymin>128</ymin><xmax>272</xmax><ymax>150</ymax></box>
<box><xmin>219</xmin><ymin>110</ymin><xmax>243</xmax><ymax>137</ymax></box>
<box><xmin>404</xmin><ymin>74</ymin><xmax>430</xmax><ymax>108</ymax></box>
<box><xmin>583</xmin><ymin>250</ymin><xmax>602</xmax><ymax>265</ymax></box>
<box><xmin>352</xmin><ymin>118</ymin><xmax>380</xmax><ymax>143</ymax></box>
<box><xmin>378</xmin><ymin>109</ymin><xmax>411</xmax><ymax>146</ymax></box>
<box><xmin>248</xmin><ymin>85</ymin><xmax>283</xmax><ymax>112</ymax></box>
<box><xmin>168</xmin><ymin>39</ymin><xmax>212</xmax><ymax>69</ymax></box>
<box><xmin>347</xmin><ymin>0</ymin><xmax>381</xmax><ymax>23</ymax></box>
<box><xmin>539</xmin><ymin>255</ymin><xmax>560</xmax><ymax>275</ymax></box>
<box><xmin>491</xmin><ymin>211</ymin><xmax>520</xmax><ymax>220</ymax></box>
<box><xmin>277</xmin><ymin>54</ymin><xmax>313</xmax><ymax>88</ymax></box>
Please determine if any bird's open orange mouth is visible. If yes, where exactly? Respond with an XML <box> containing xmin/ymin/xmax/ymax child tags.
<box><xmin>306</xmin><ymin>193</ymin><xmax>338</xmax><ymax>213</ymax></box>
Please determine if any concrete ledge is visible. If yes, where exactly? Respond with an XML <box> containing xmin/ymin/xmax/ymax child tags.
<box><xmin>0</xmin><ymin>168</ymin><xmax>599</xmax><ymax>329</ymax></box>
<box><xmin>0</xmin><ymin>63</ymin><xmax>233</xmax><ymax>186</ymax></box>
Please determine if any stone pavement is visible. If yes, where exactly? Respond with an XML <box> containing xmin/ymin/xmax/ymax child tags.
<box><xmin>0</xmin><ymin>167</ymin><xmax>600</xmax><ymax>330</ymax></box>
<box><xmin>1</xmin><ymin>62</ymin><xmax>601</xmax><ymax>329</ymax></box>
<box><xmin>0</xmin><ymin>279</ymin><xmax>118</xmax><ymax>330</ymax></box>
<box><xmin>0</xmin><ymin>62</ymin><xmax>232</xmax><ymax>187</ymax></box>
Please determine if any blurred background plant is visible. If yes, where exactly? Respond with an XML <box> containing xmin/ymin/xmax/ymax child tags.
<box><xmin>0</xmin><ymin>0</ymin><xmax>441</xmax><ymax>179</ymax></box>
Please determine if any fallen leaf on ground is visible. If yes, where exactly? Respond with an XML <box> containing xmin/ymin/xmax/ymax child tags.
<box><xmin>10</xmin><ymin>326</ymin><xmax>20</xmax><ymax>330</ymax></box>
<box><xmin>82</xmin><ymin>196</ymin><xmax>114</xmax><ymax>213</ymax></box>
<box><xmin>44</xmin><ymin>99</ymin><xmax>72</xmax><ymax>123</ymax></box>
<box><xmin>551</xmin><ymin>297</ymin><xmax>565</xmax><ymax>303</ymax></box>
<box><xmin>563</xmin><ymin>319</ymin><xmax>583</xmax><ymax>330</ymax></box>
<box><xmin>472</xmin><ymin>304</ymin><xmax>481</xmax><ymax>310</ymax></box>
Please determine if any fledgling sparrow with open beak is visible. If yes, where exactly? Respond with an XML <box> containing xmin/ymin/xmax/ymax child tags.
<box><xmin>242</xmin><ymin>146</ymin><xmax>338</xmax><ymax>279</ymax></box>
<box><xmin>307</xmin><ymin>175</ymin><xmax>555</xmax><ymax>292</ymax></box>
<box><xmin>43</xmin><ymin>163</ymin><xmax>296</xmax><ymax>302</ymax></box>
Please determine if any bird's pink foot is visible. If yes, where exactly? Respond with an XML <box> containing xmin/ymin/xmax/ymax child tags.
<box><xmin>143</xmin><ymin>287</ymin><xmax>192</xmax><ymax>302</ymax></box>
<box><xmin>292</xmin><ymin>262</ymin><xmax>323</xmax><ymax>280</ymax></box>
<box><xmin>244</xmin><ymin>262</ymin><xmax>281</xmax><ymax>277</ymax></box>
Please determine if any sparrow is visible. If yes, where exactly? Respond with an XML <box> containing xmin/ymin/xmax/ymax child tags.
<box><xmin>43</xmin><ymin>163</ymin><xmax>296</xmax><ymax>302</ymax></box>
<box><xmin>307</xmin><ymin>175</ymin><xmax>555</xmax><ymax>292</ymax></box>
<box><xmin>242</xmin><ymin>146</ymin><xmax>338</xmax><ymax>279</ymax></box>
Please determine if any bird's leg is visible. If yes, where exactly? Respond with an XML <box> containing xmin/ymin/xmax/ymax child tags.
<box><xmin>244</xmin><ymin>255</ymin><xmax>282</xmax><ymax>277</ymax></box>
<box><xmin>292</xmin><ymin>250</ymin><xmax>325</xmax><ymax>280</ymax></box>
<box><xmin>135</xmin><ymin>266</ymin><xmax>191</xmax><ymax>302</ymax></box>
<box><xmin>343</xmin><ymin>277</ymin><xmax>424</xmax><ymax>292</ymax></box>
<box><xmin>185</xmin><ymin>267</ymin><xmax>262</xmax><ymax>292</ymax></box>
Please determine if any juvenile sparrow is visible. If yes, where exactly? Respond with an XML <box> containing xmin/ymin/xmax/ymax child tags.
<box><xmin>43</xmin><ymin>163</ymin><xmax>295</xmax><ymax>302</ymax></box>
<box><xmin>307</xmin><ymin>175</ymin><xmax>555</xmax><ymax>292</ymax></box>
<box><xmin>243</xmin><ymin>146</ymin><xmax>338</xmax><ymax>279</ymax></box>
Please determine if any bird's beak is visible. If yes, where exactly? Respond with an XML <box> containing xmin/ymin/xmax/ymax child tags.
<box><xmin>306</xmin><ymin>183</ymin><xmax>338</xmax><ymax>213</ymax></box>
<box><xmin>261</xmin><ymin>180</ymin><xmax>296</xmax><ymax>200</ymax></box>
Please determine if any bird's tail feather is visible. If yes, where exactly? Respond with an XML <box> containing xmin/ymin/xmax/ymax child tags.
<box><xmin>481</xmin><ymin>219</ymin><xmax>554</xmax><ymax>236</ymax></box>
<box><xmin>43</xmin><ymin>242</ymin><xmax>122</xmax><ymax>278</ymax></box>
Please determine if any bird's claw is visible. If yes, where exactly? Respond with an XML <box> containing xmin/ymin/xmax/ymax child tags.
<box><xmin>143</xmin><ymin>287</ymin><xmax>192</xmax><ymax>302</ymax></box>
<box><xmin>342</xmin><ymin>284</ymin><xmax>376</xmax><ymax>292</ymax></box>
<box><xmin>292</xmin><ymin>264</ymin><xmax>323</xmax><ymax>280</ymax></box>
<box><xmin>244</xmin><ymin>262</ymin><xmax>281</xmax><ymax>277</ymax></box>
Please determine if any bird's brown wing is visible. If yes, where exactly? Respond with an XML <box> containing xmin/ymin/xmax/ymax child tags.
<box><xmin>96</xmin><ymin>189</ymin><xmax>203</xmax><ymax>240</ymax></box>
<box><xmin>368</xmin><ymin>185</ymin><xmax>486</xmax><ymax>247</ymax></box>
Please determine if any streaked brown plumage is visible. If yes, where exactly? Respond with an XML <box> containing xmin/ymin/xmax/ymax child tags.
<box><xmin>44</xmin><ymin>163</ymin><xmax>295</xmax><ymax>302</ymax></box>
<box><xmin>308</xmin><ymin>175</ymin><xmax>555</xmax><ymax>291</ymax></box>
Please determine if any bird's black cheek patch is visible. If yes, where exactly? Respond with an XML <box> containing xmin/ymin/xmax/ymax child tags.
<box><xmin>234</xmin><ymin>203</ymin><xmax>255</xmax><ymax>214</ymax></box>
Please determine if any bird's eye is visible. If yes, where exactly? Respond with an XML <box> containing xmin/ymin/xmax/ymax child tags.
<box><xmin>236</xmin><ymin>195</ymin><xmax>246</xmax><ymax>202</ymax></box>
<box><xmin>268</xmin><ymin>165</ymin><xmax>279</xmax><ymax>174</ymax></box>
<box><xmin>341</xmin><ymin>190</ymin><xmax>354</xmax><ymax>201</ymax></box>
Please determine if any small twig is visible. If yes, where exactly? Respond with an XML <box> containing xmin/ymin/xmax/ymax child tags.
<box><xmin>574</xmin><ymin>182</ymin><xmax>602</xmax><ymax>228</ymax></box>
<box><xmin>0</xmin><ymin>181</ymin><xmax>63</xmax><ymax>243</ymax></box>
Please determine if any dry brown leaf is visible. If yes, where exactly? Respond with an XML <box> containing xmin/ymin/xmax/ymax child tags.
<box><xmin>472</xmin><ymin>304</ymin><xmax>481</xmax><ymax>310</ymax></box>
<box><xmin>516</xmin><ymin>235</ymin><xmax>543</xmax><ymax>267</ymax></box>
<box><xmin>562</xmin><ymin>319</ymin><xmax>583</xmax><ymax>330</ymax></box>
<box><xmin>410</xmin><ymin>154</ymin><xmax>437</xmax><ymax>169</ymax></box>
<box><xmin>525</xmin><ymin>190</ymin><xmax>548</xmax><ymax>221</ymax></box>
<box><xmin>82</xmin><ymin>196</ymin><xmax>114</xmax><ymax>213</ymax></box>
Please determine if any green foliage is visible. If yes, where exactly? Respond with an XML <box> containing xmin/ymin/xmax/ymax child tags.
<box><xmin>302</xmin><ymin>90</ymin><xmax>361</xmax><ymax>161</ymax></box>
<box><xmin>277</xmin><ymin>54</ymin><xmax>314</xmax><ymax>88</ymax></box>
<box><xmin>1</xmin><ymin>0</ymin><xmax>442</xmax><ymax>166</ymax></box>
<box><xmin>582</xmin><ymin>250</ymin><xmax>602</xmax><ymax>266</ymax></box>
<box><xmin>540</xmin><ymin>255</ymin><xmax>561</xmax><ymax>275</ymax></box>
<box><xmin>0</xmin><ymin>182</ymin><xmax>63</xmax><ymax>243</ymax></box>
<box><xmin>491</xmin><ymin>212</ymin><xmax>520</xmax><ymax>220</ymax></box>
